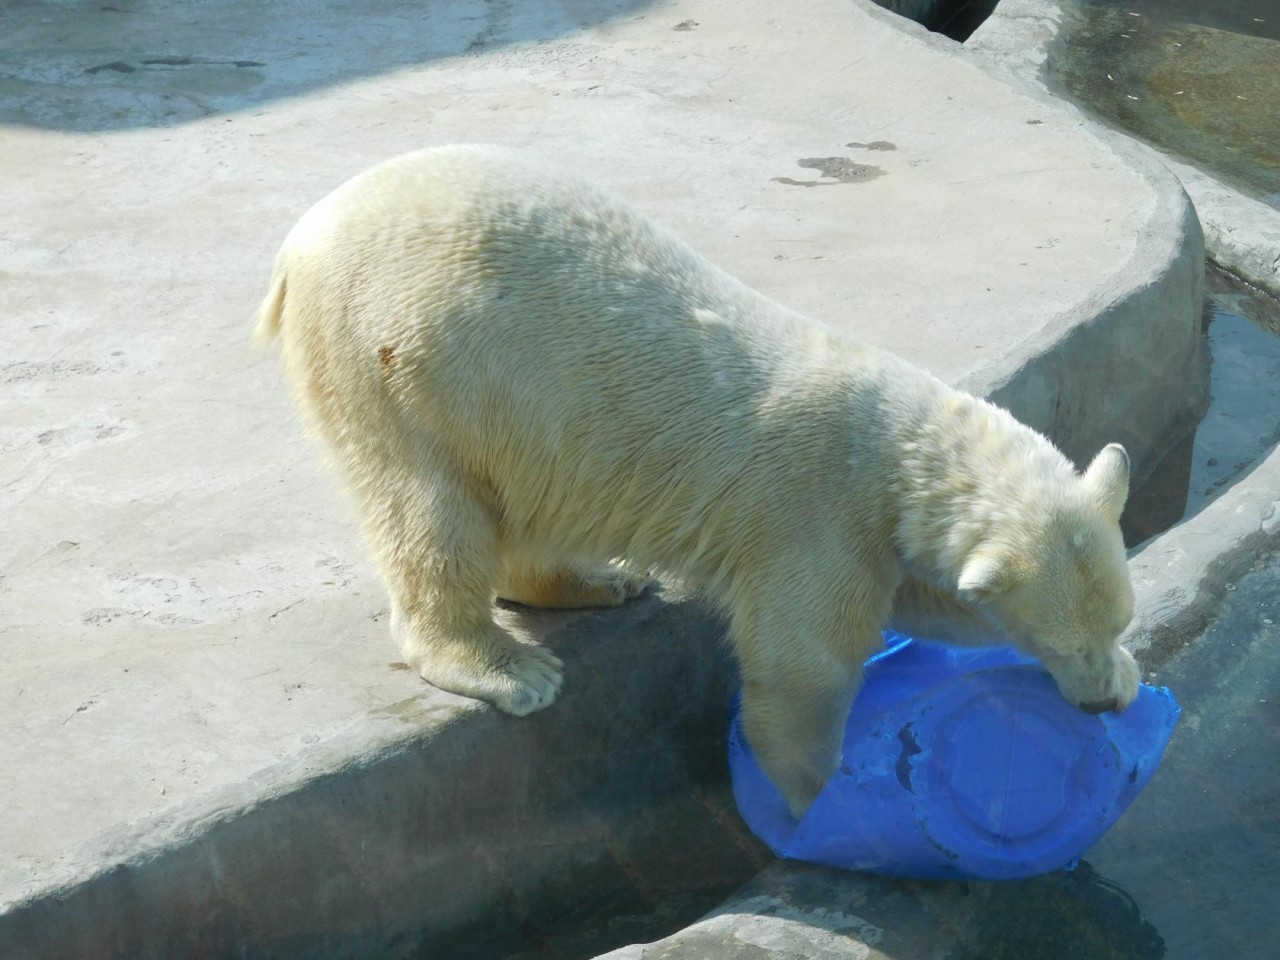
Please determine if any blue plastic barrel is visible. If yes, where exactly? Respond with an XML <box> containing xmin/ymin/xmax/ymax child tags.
<box><xmin>729</xmin><ymin>635</ymin><xmax>1179</xmax><ymax>880</ymax></box>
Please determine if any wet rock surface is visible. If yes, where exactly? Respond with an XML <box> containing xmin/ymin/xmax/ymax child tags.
<box><xmin>1047</xmin><ymin>0</ymin><xmax>1280</xmax><ymax>209</ymax></box>
<box><xmin>970</xmin><ymin>0</ymin><xmax>1280</xmax><ymax>299</ymax></box>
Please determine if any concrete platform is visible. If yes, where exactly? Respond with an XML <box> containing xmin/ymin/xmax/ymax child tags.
<box><xmin>0</xmin><ymin>0</ymin><xmax>1202</xmax><ymax>956</ymax></box>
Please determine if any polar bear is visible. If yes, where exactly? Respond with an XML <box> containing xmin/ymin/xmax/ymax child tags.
<box><xmin>255</xmin><ymin>144</ymin><xmax>1139</xmax><ymax>819</ymax></box>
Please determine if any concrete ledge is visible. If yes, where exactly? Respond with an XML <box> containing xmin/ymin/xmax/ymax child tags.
<box><xmin>1160</xmin><ymin>161</ymin><xmax>1280</xmax><ymax>301</ymax></box>
<box><xmin>0</xmin><ymin>593</ymin><xmax>771</xmax><ymax>960</ymax></box>
<box><xmin>1</xmin><ymin>0</ymin><xmax>1205</xmax><ymax>955</ymax></box>
<box><xmin>1124</xmin><ymin>443</ymin><xmax>1280</xmax><ymax>671</ymax></box>
<box><xmin>962</xmin><ymin>133</ymin><xmax>1205</xmax><ymax>486</ymax></box>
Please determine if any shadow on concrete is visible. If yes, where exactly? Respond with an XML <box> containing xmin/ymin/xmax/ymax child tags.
<box><xmin>0</xmin><ymin>592</ymin><xmax>768</xmax><ymax>960</ymax></box>
<box><xmin>0</xmin><ymin>0</ymin><xmax>655</xmax><ymax>132</ymax></box>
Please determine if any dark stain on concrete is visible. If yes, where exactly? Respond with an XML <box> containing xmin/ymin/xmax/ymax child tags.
<box><xmin>846</xmin><ymin>139</ymin><xmax>897</xmax><ymax>151</ymax></box>
<box><xmin>2</xmin><ymin>359</ymin><xmax>103</xmax><ymax>382</ymax></box>
<box><xmin>801</xmin><ymin>156</ymin><xmax>884</xmax><ymax>181</ymax></box>
<box><xmin>141</xmin><ymin>56</ymin><xmax>266</xmax><ymax>67</ymax></box>
<box><xmin>772</xmin><ymin>177</ymin><xmax>839</xmax><ymax>189</ymax></box>
<box><xmin>85</xmin><ymin>61</ymin><xmax>135</xmax><ymax>74</ymax></box>
<box><xmin>772</xmin><ymin>156</ymin><xmax>885</xmax><ymax>187</ymax></box>
<box><xmin>87</xmin><ymin>57</ymin><xmax>265</xmax><ymax>74</ymax></box>
<box><xmin>674</xmin><ymin>19</ymin><xmax>699</xmax><ymax>31</ymax></box>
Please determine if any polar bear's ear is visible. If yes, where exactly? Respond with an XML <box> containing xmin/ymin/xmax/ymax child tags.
<box><xmin>957</xmin><ymin>555</ymin><xmax>1010</xmax><ymax>603</ymax></box>
<box><xmin>1083</xmin><ymin>442</ymin><xmax>1130</xmax><ymax>522</ymax></box>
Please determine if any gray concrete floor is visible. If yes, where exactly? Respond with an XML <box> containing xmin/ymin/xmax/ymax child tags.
<box><xmin>0</xmin><ymin>0</ymin><xmax>1208</xmax><ymax>956</ymax></box>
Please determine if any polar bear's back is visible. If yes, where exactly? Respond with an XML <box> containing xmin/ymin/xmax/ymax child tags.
<box><xmin>273</xmin><ymin>143</ymin><xmax>794</xmax><ymax>358</ymax></box>
<box><xmin>263</xmin><ymin>145</ymin><xmax>890</xmax><ymax>572</ymax></box>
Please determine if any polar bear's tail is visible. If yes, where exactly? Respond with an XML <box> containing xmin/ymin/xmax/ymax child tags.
<box><xmin>252</xmin><ymin>265</ymin><xmax>287</xmax><ymax>346</ymax></box>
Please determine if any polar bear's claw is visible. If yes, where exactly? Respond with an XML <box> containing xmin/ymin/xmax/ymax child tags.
<box><xmin>590</xmin><ymin>570</ymin><xmax>655</xmax><ymax>606</ymax></box>
<box><xmin>486</xmin><ymin>643</ymin><xmax>565</xmax><ymax>716</ymax></box>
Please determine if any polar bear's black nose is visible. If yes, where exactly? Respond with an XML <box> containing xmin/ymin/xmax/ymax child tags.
<box><xmin>1080</xmin><ymin>698</ymin><xmax>1118</xmax><ymax>715</ymax></box>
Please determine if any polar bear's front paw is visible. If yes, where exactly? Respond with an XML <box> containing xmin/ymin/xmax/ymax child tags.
<box><xmin>393</xmin><ymin>606</ymin><xmax>565</xmax><ymax>715</ymax></box>
<box><xmin>409</xmin><ymin>632</ymin><xmax>564</xmax><ymax>717</ymax></box>
<box><xmin>484</xmin><ymin>641</ymin><xmax>565</xmax><ymax>716</ymax></box>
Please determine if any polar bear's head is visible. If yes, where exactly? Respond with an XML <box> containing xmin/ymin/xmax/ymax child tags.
<box><xmin>957</xmin><ymin>443</ymin><xmax>1139</xmax><ymax>714</ymax></box>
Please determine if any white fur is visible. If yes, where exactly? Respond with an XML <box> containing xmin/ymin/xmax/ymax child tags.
<box><xmin>256</xmin><ymin>145</ymin><xmax>1137</xmax><ymax>818</ymax></box>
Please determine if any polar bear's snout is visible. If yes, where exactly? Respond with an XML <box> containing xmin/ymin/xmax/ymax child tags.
<box><xmin>1043</xmin><ymin>643</ymin><xmax>1140</xmax><ymax>716</ymax></box>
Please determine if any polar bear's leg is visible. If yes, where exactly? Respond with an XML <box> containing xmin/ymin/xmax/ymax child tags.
<box><xmin>363</xmin><ymin>453</ymin><xmax>565</xmax><ymax>717</ymax></box>
<box><xmin>739</xmin><ymin>657</ymin><xmax>858</xmax><ymax>821</ymax></box>
<box><xmin>733</xmin><ymin>565</ymin><xmax>891</xmax><ymax>819</ymax></box>
<box><xmin>496</xmin><ymin>564</ymin><xmax>653</xmax><ymax>610</ymax></box>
